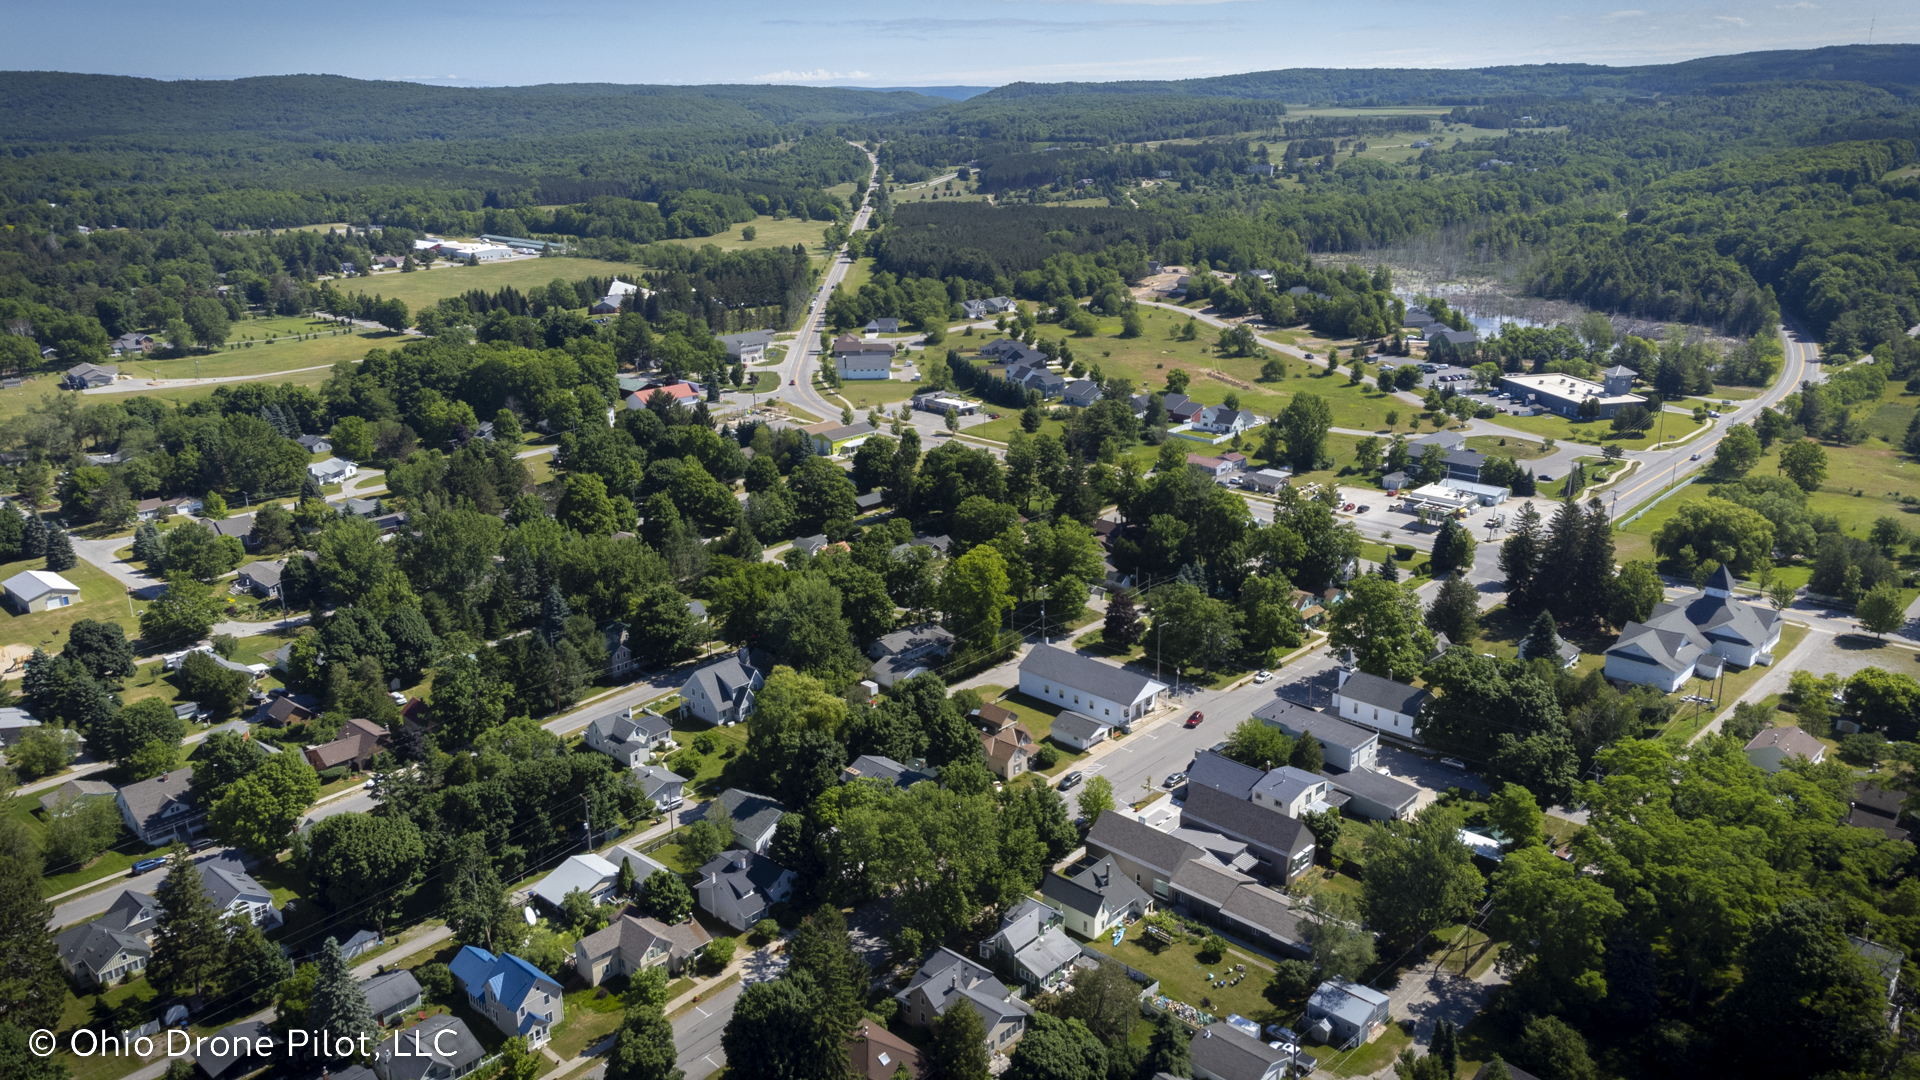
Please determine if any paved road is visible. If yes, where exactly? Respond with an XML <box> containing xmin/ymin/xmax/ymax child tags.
<box><xmin>51</xmin><ymin>845</ymin><xmax>251</xmax><ymax>928</ymax></box>
<box><xmin>771</xmin><ymin>149</ymin><xmax>880</xmax><ymax>423</ymax></box>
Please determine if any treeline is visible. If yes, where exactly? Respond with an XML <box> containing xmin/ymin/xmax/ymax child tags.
<box><xmin>885</xmin><ymin>94</ymin><xmax>1290</xmax><ymax>144</ymax></box>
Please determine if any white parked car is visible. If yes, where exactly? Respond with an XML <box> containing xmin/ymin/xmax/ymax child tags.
<box><xmin>1253</xmin><ymin>670</ymin><xmax>1274</xmax><ymax>683</ymax></box>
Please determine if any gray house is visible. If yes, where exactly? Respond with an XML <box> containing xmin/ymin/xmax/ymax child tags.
<box><xmin>714</xmin><ymin>788</ymin><xmax>788</xmax><ymax>854</ymax></box>
<box><xmin>867</xmin><ymin>623</ymin><xmax>956</xmax><ymax>689</ymax></box>
<box><xmin>54</xmin><ymin>920</ymin><xmax>150</xmax><ymax>988</ymax></box>
<box><xmin>360</xmin><ymin>968</ymin><xmax>424</xmax><ymax>1026</ymax></box>
<box><xmin>583</xmin><ymin>709</ymin><xmax>675</xmax><ymax>768</ymax></box>
<box><xmin>1178</xmin><ymin>783</ymin><xmax>1316</xmax><ymax>885</ymax></box>
<box><xmin>236</xmin><ymin>559</ymin><xmax>286</xmax><ymax>598</ymax></box>
<box><xmin>1085</xmin><ymin>809</ymin><xmax>1206</xmax><ymax>904</ymax></box>
<box><xmin>631</xmin><ymin>764</ymin><xmax>685</xmax><ymax>811</ymax></box>
<box><xmin>1321</xmin><ymin>767</ymin><xmax>1420</xmax><ymax>822</ymax></box>
<box><xmin>373</xmin><ymin>1014</ymin><xmax>485</xmax><ymax>1080</ymax></box>
<box><xmin>117</xmin><ymin>768</ymin><xmax>205</xmax><ymax>846</ymax></box>
<box><xmin>1040</xmin><ymin>855</ymin><xmax>1154</xmax><ymax>938</ymax></box>
<box><xmin>696</xmin><ymin>850</ymin><xmax>795</xmax><ymax>932</ymax></box>
<box><xmin>1306</xmin><ymin>978</ymin><xmax>1391</xmax><ymax>1047</ymax></box>
<box><xmin>1191</xmin><ymin>1021</ymin><xmax>1294</xmax><ymax>1080</ymax></box>
<box><xmin>979</xmin><ymin>897</ymin><xmax>1080</xmax><ymax>991</ymax></box>
<box><xmin>895</xmin><ymin>948</ymin><xmax>1033</xmax><ymax>1054</ymax></box>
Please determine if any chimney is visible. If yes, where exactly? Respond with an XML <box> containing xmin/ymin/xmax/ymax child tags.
<box><xmin>731</xmin><ymin>852</ymin><xmax>750</xmax><ymax>871</ymax></box>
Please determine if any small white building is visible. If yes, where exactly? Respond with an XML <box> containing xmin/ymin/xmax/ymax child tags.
<box><xmin>1243</xmin><ymin>469</ymin><xmax>1289</xmax><ymax>494</ymax></box>
<box><xmin>307</xmin><ymin>457</ymin><xmax>359</xmax><ymax>484</ymax></box>
<box><xmin>1017</xmin><ymin>645</ymin><xmax>1167</xmax><ymax>729</ymax></box>
<box><xmin>1251</xmin><ymin>699</ymin><xmax>1378</xmax><ymax>771</ymax></box>
<box><xmin>1332</xmin><ymin>670</ymin><xmax>1431</xmax><ymax>739</ymax></box>
<box><xmin>1049</xmin><ymin>711</ymin><xmax>1111</xmax><ymax>752</ymax></box>
<box><xmin>3</xmin><ymin>570</ymin><xmax>80</xmax><ymax>614</ymax></box>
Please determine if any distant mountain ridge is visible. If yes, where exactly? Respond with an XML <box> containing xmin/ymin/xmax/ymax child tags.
<box><xmin>835</xmin><ymin>85</ymin><xmax>994</xmax><ymax>101</ymax></box>
<box><xmin>977</xmin><ymin>43</ymin><xmax>1920</xmax><ymax>103</ymax></box>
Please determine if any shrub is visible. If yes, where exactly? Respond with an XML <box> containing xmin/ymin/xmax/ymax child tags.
<box><xmin>416</xmin><ymin>962</ymin><xmax>453</xmax><ymax>1002</ymax></box>
<box><xmin>317</xmin><ymin>765</ymin><xmax>348</xmax><ymax>784</ymax></box>
<box><xmin>1031</xmin><ymin>744</ymin><xmax>1060</xmax><ymax>769</ymax></box>
<box><xmin>750</xmin><ymin>918</ymin><xmax>779</xmax><ymax>945</ymax></box>
<box><xmin>692</xmin><ymin>733</ymin><xmax>718</xmax><ymax>755</ymax></box>
<box><xmin>703</xmin><ymin>937</ymin><xmax>736</xmax><ymax>973</ymax></box>
<box><xmin>1198</xmin><ymin>935</ymin><xmax>1229</xmax><ymax>963</ymax></box>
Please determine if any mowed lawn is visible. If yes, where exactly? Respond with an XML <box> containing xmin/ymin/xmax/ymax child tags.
<box><xmin>0</xmin><ymin>366</ymin><xmax>334</xmax><ymax>424</ymax></box>
<box><xmin>0</xmin><ymin>556</ymin><xmax>139</xmax><ymax>652</ymax></box>
<box><xmin>106</xmin><ymin>326</ymin><xmax>398</xmax><ymax>382</ymax></box>
<box><xmin>1614</xmin><ymin>434</ymin><xmax>1920</xmax><ymax>580</ymax></box>
<box><xmin>336</xmin><ymin>256</ymin><xmax>641</xmax><ymax>312</ymax></box>
<box><xmin>661</xmin><ymin>214</ymin><xmax>838</xmax><ymax>258</ymax></box>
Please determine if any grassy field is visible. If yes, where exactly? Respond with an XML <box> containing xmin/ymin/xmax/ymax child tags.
<box><xmin>823</xmin><ymin>375</ymin><xmax>922</xmax><ymax>410</ymax></box>
<box><xmin>661</xmin><ymin>214</ymin><xmax>836</xmax><ymax>257</ymax></box>
<box><xmin>0</xmin><ymin>556</ymin><xmax>139</xmax><ymax>653</ymax></box>
<box><xmin>1465</xmin><ymin>434</ymin><xmax>1550</xmax><ymax>459</ymax></box>
<box><xmin>110</xmin><ymin>325</ymin><xmax>396</xmax><ymax>382</ymax></box>
<box><xmin>1488</xmin><ymin>408</ymin><xmax>1710</xmax><ymax>448</ymax></box>
<box><xmin>0</xmin><ymin>366</ymin><xmax>335</xmax><ymax>425</ymax></box>
<box><xmin>977</xmin><ymin>687</ymin><xmax>1089</xmax><ymax>777</ymax></box>
<box><xmin>334</xmin><ymin>256</ymin><xmax>640</xmax><ymax>312</ymax></box>
<box><xmin>1614</xmin><ymin>437</ymin><xmax>1920</xmax><ymax>572</ymax></box>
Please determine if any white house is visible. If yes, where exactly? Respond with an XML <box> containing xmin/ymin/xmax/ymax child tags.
<box><xmin>680</xmin><ymin>649</ymin><xmax>763</xmax><ymax>725</ymax></box>
<box><xmin>3</xmin><ymin>570</ymin><xmax>80</xmax><ymax>613</ymax></box>
<box><xmin>529</xmin><ymin>852</ymin><xmax>620</xmax><ymax>911</ymax></box>
<box><xmin>1251</xmin><ymin>700</ymin><xmax>1378</xmax><ymax>771</ymax></box>
<box><xmin>307</xmin><ymin>457</ymin><xmax>359</xmax><ymax>484</ymax></box>
<box><xmin>1193</xmin><ymin>405</ymin><xmax>1258</xmax><ymax>435</ymax></box>
<box><xmin>1331</xmin><ymin>670</ymin><xmax>1431</xmax><ymax>738</ymax></box>
<box><xmin>1049</xmin><ymin>711</ymin><xmax>1110</xmax><ymax>752</ymax></box>
<box><xmin>1605</xmin><ymin>565</ymin><xmax>1783</xmax><ymax>692</ymax></box>
<box><xmin>696</xmin><ymin>849</ymin><xmax>795</xmax><ymax>932</ymax></box>
<box><xmin>1745</xmin><ymin>727</ymin><xmax>1828</xmax><ymax>773</ymax></box>
<box><xmin>582</xmin><ymin>708</ymin><xmax>674</xmax><ymax>768</ymax></box>
<box><xmin>1039</xmin><ymin>856</ymin><xmax>1153</xmax><ymax>938</ymax></box>
<box><xmin>1017</xmin><ymin>645</ymin><xmax>1167</xmax><ymax>728</ymax></box>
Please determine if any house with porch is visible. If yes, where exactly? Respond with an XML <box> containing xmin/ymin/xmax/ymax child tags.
<box><xmin>1017</xmin><ymin>645</ymin><xmax>1166</xmax><ymax>730</ymax></box>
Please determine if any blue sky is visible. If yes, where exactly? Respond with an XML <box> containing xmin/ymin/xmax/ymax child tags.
<box><xmin>12</xmin><ymin>0</ymin><xmax>1911</xmax><ymax>87</ymax></box>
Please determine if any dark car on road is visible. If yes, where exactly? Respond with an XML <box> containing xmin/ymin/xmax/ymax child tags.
<box><xmin>1059</xmin><ymin>772</ymin><xmax>1084</xmax><ymax>790</ymax></box>
<box><xmin>131</xmin><ymin>858</ymin><xmax>167</xmax><ymax>875</ymax></box>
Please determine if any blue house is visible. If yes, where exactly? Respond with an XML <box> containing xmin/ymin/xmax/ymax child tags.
<box><xmin>448</xmin><ymin>946</ymin><xmax>565</xmax><ymax>1048</ymax></box>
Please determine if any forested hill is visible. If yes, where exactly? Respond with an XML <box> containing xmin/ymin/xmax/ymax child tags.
<box><xmin>0</xmin><ymin>72</ymin><xmax>941</xmax><ymax>142</ymax></box>
<box><xmin>978</xmin><ymin>43</ymin><xmax>1920</xmax><ymax>103</ymax></box>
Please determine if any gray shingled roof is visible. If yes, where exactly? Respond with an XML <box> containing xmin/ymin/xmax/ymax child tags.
<box><xmin>117</xmin><ymin>768</ymin><xmax>199</xmax><ymax>837</ymax></box>
<box><xmin>715</xmin><ymin>788</ymin><xmax>787</xmax><ymax>844</ymax></box>
<box><xmin>374</xmin><ymin>1015</ymin><xmax>484</xmax><ymax>1080</ymax></box>
<box><xmin>1336</xmin><ymin>672</ymin><xmax>1431</xmax><ymax>715</ymax></box>
<box><xmin>1190</xmin><ymin>1022</ymin><xmax>1289</xmax><ymax>1080</ymax></box>
<box><xmin>1085</xmin><ymin>810</ymin><xmax>1204</xmax><ymax>878</ymax></box>
<box><xmin>1322</xmin><ymin>768</ymin><xmax>1418</xmax><ymax>815</ymax></box>
<box><xmin>699</xmin><ymin>850</ymin><xmax>791</xmax><ymax>929</ymax></box>
<box><xmin>1180</xmin><ymin>783</ymin><xmax>1315</xmax><ymax>858</ymax></box>
<box><xmin>1050</xmin><ymin>711</ymin><xmax>1109</xmax><ymax>743</ymax></box>
<box><xmin>359</xmin><ymin>969</ymin><xmax>422</xmax><ymax>1019</ymax></box>
<box><xmin>1187</xmin><ymin>751</ymin><xmax>1263</xmax><ymax>799</ymax></box>
<box><xmin>55</xmin><ymin>921</ymin><xmax>149</xmax><ymax>976</ymax></box>
<box><xmin>1019</xmin><ymin>645</ymin><xmax>1165</xmax><ymax>706</ymax></box>
<box><xmin>1251</xmin><ymin>700</ymin><xmax>1376</xmax><ymax>752</ymax></box>
<box><xmin>1042</xmin><ymin>855</ymin><xmax>1152</xmax><ymax>919</ymax></box>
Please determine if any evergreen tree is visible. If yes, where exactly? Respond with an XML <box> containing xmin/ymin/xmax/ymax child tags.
<box><xmin>0</xmin><ymin>854</ymin><xmax>66</xmax><ymax>1030</ymax></box>
<box><xmin>224</xmin><ymin>909</ymin><xmax>292</xmax><ymax>1008</ymax></box>
<box><xmin>306</xmin><ymin>937</ymin><xmax>376</xmax><ymax>1054</ymax></box>
<box><xmin>148</xmin><ymin>846</ymin><xmax>224</xmax><ymax>998</ymax></box>
<box><xmin>1430</xmin><ymin>518</ymin><xmax>1476</xmax><ymax>577</ymax></box>
<box><xmin>1537</xmin><ymin>499</ymin><xmax>1585</xmax><ymax>619</ymax></box>
<box><xmin>42</xmin><ymin>524</ymin><xmax>74</xmax><ymax>572</ymax></box>
<box><xmin>1103</xmin><ymin>589</ymin><xmax>1143</xmax><ymax>648</ymax></box>
<box><xmin>131</xmin><ymin>521</ymin><xmax>163</xmax><ymax>565</ymax></box>
<box><xmin>614</xmin><ymin>858</ymin><xmax>636</xmax><ymax>901</ymax></box>
<box><xmin>1574</xmin><ymin>500</ymin><xmax>1616</xmax><ymax>626</ymax></box>
<box><xmin>1499</xmin><ymin>502</ymin><xmax>1542</xmax><ymax>608</ymax></box>
<box><xmin>1425</xmin><ymin>574</ymin><xmax>1480</xmax><ymax>643</ymax></box>
<box><xmin>928</xmin><ymin>994</ymin><xmax>991</xmax><ymax>1080</ymax></box>
<box><xmin>786</xmin><ymin>905</ymin><xmax>869</xmax><ymax>1040</ymax></box>
<box><xmin>1375</xmin><ymin>556</ymin><xmax>1400</xmax><ymax>582</ymax></box>
<box><xmin>1140</xmin><ymin>1010</ymin><xmax>1191</xmax><ymax>1080</ymax></box>
<box><xmin>444</xmin><ymin>835</ymin><xmax>514</xmax><ymax>951</ymax></box>
<box><xmin>1524</xmin><ymin>609</ymin><xmax>1562</xmax><ymax>662</ymax></box>
<box><xmin>301</xmin><ymin>473</ymin><xmax>325</xmax><ymax>502</ymax></box>
<box><xmin>1433</xmin><ymin>1018</ymin><xmax>1460</xmax><ymax>1077</ymax></box>
<box><xmin>18</xmin><ymin>516</ymin><xmax>45</xmax><ymax>560</ymax></box>
<box><xmin>539</xmin><ymin>582</ymin><xmax>570</xmax><ymax>644</ymax></box>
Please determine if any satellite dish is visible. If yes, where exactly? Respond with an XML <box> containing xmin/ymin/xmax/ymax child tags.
<box><xmin>523</xmin><ymin>906</ymin><xmax>538</xmax><ymax>926</ymax></box>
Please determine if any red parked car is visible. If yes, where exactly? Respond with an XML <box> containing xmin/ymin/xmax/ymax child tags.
<box><xmin>1185</xmin><ymin>711</ymin><xmax>1204</xmax><ymax>728</ymax></box>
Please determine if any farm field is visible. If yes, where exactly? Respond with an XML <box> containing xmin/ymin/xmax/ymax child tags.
<box><xmin>661</xmin><ymin>213</ymin><xmax>837</xmax><ymax>257</ymax></box>
<box><xmin>102</xmin><ymin>324</ymin><xmax>395</xmax><ymax>382</ymax></box>
<box><xmin>332</xmin><ymin>256</ymin><xmax>640</xmax><ymax>311</ymax></box>
<box><xmin>0</xmin><ymin>358</ymin><xmax>337</xmax><ymax>424</ymax></box>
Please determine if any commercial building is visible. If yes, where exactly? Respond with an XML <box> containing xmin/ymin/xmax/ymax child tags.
<box><xmin>1499</xmin><ymin>370</ymin><xmax>1644</xmax><ymax>420</ymax></box>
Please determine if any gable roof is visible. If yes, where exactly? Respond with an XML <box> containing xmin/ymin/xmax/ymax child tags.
<box><xmin>848</xmin><ymin>1017</ymin><xmax>928</xmax><ymax>1080</ymax></box>
<box><xmin>1085</xmin><ymin>809</ymin><xmax>1205</xmax><ymax>877</ymax></box>
<box><xmin>1018</xmin><ymin>645</ymin><xmax>1166</xmax><ymax>706</ymax></box>
<box><xmin>375</xmin><ymin>1014</ymin><xmax>484</xmax><ymax>1080</ymax></box>
<box><xmin>716</xmin><ymin>788</ymin><xmax>787</xmax><ymax>842</ymax></box>
<box><xmin>1042</xmin><ymin>855</ymin><xmax>1153</xmax><ymax>918</ymax></box>
<box><xmin>38</xmin><ymin>778</ymin><xmax>116</xmax><ymax>815</ymax></box>
<box><xmin>1051</xmin><ymin>711</ymin><xmax>1110</xmax><ymax>743</ymax></box>
<box><xmin>117</xmin><ymin>768</ymin><xmax>199</xmax><ymax>835</ymax></box>
<box><xmin>1251</xmin><ymin>700</ymin><xmax>1377</xmax><ymax>752</ymax></box>
<box><xmin>1336</xmin><ymin>671</ymin><xmax>1431</xmax><ymax>715</ymax></box>
<box><xmin>359</xmin><ymin>969</ymin><xmax>422</xmax><ymax>1018</ymax></box>
<box><xmin>531</xmin><ymin>852</ymin><xmax>618</xmax><ymax>909</ymax></box>
<box><xmin>576</xmin><ymin>913</ymin><xmax>711</xmax><ymax>968</ymax></box>
<box><xmin>55</xmin><ymin>921</ymin><xmax>149</xmax><ymax>975</ymax></box>
<box><xmin>1745</xmin><ymin>726</ymin><xmax>1826</xmax><ymax>761</ymax></box>
<box><xmin>1180</xmin><ymin>782</ymin><xmax>1315</xmax><ymax>857</ymax></box>
<box><xmin>200</xmin><ymin>864</ymin><xmax>273</xmax><ymax>910</ymax></box>
<box><xmin>3</xmin><ymin>569</ymin><xmax>79</xmax><ymax>601</ymax></box>
<box><xmin>1322</xmin><ymin>768</ymin><xmax>1419</xmax><ymax>815</ymax></box>
<box><xmin>1190</xmin><ymin>1022</ymin><xmax>1289</xmax><ymax>1080</ymax></box>
<box><xmin>685</xmin><ymin>653</ymin><xmax>761</xmax><ymax>714</ymax></box>
<box><xmin>699</xmin><ymin>850</ymin><xmax>793</xmax><ymax>926</ymax></box>
<box><xmin>836</xmin><ymin>353</ymin><xmax>893</xmax><ymax>372</ymax></box>
<box><xmin>1187</xmin><ymin>751</ymin><xmax>1263</xmax><ymax>799</ymax></box>
<box><xmin>449</xmin><ymin>945</ymin><xmax>561</xmax><ymax>1014</ymax></box>
<box><xmin>898</xmin><ymin>948</ymin><xmax>1029</xmax><ymax>1029</ymax></box>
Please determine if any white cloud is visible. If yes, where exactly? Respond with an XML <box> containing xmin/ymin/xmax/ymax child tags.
<box><xmin>1714</xmin><ymin>15</ymin><xmax>1752</xmax><ymax>26</ymax></box>
<box><xmin>1602</xmin><ymin>9</ymin><xmax>1649</xmax><ymax>20</ymax></box>
<box><xmin>1774</xmin><ymin>2</ymin><xmax>1818</xmax><ymax>7</ymax></box>
<box><xmin>749</xmin><ymin>69</ymin><xmax>872</xmax><ymax>83</ymax></box>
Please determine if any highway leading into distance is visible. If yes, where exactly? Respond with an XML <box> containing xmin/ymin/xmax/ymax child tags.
<box><xmin>769</xmin><ymin>149</ymin><xmax>880</xmax><ymax>423</ymax></box>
